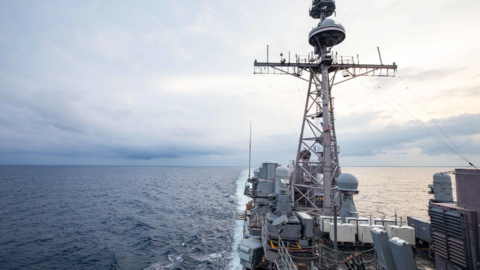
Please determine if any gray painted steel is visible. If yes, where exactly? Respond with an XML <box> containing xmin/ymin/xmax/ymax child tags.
<box><xmin>310</xmin><ymin>0</ymin><xmax>336</xmax><ymax>18</ymax></box>
<box><xmin>428</xmin><ymin>172</ymin><xmax>454</xmax><ymax>203</ymax></box>
<box><xmin>371</xmin><ymin>228</ymin><xmax>397</xmax><ymax>270</ymax></box>
<box><xmin>338</xmin><ymin>173</ymin><xmax>359</xmax><ymax>222</ymax></box>
<box><xmin>308</xmin><ymin>19</ymin><xmax>346</xmax><ymax>48</ymax></box>
<box><xmin>241</xmin><ymin>0</ymin><xmax>408</xmax><ymax>269</ymax></box>
<box><xmin>275</xmin><ymin>166</ymin><xmax>289</xmax><ymax>194</ymax></box>
<box><xmin>337</xmin><ymin>173</ymin><xmax>359</xmax><ymax>191</ymax></box>
<box><xmin>435</xmin><ymin>255</ymin><xmax>463</xmax><ymax>270</ymax></box>
<box><xmin>407</xmin><ymin>217</ymin><xmax>431</xmax><ymax>243</ymax></box>
<box><xmin>389</xmin><ymin>238</ymin><xmax>419</xmax><ymax>270</ymax></box>
<box><xmin>238</xmin><ymin>238</ymin><xmax>264</xmax><ymax>269</ymax></box>
<box><xmin>429</xmin><ymin>203</ymin><xmax>478</xmax><ymax>269</ymax></box>
<box><xmin>296</xmin><ymin>212</ymin><xmax>314</xmax><ymax>238</ymax></box>
<box><xmin>253</xmin><ymin>168</ymin><xmax>260</xmax><ymax>178</ymax></box>
<box><xmin>262</xmin><ymin>161</ymin><xmax>277</xmax><ymax>180</ymax></box>
<box><xmin>339</xmin><ymin>194</ymin><xmax>358</xmax><ymax>222</ymax></box>
<box><xmin>455</xmin><ymin>169</ymin><xmax>480</xmax><ymax>269</ymax></box>
<box><xmin>427</xmin><ymin>171</ymin><xmax>480</xmax><ymax>269</ymax></box>
<box><xmin>455</xmin><ymin>169</ymin><xmax>480</xmax><ymax>224</ymax></box>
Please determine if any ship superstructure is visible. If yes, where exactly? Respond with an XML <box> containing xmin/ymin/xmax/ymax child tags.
<box><xmin>254</xmin><ymin>0</ymin><xmax>396</xmax><ymax>217</ymax></box>
<box><xmin>236</xmin><ymin>1</ymin><xmax>480</xmax><ymax>270</ymax></box>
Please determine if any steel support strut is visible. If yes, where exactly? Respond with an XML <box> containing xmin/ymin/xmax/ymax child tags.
<box><xmin>322</xmin><ymin>59</ymin><xmax>333</xmax><ymax>215</ymax></box>
<box><xmin>255</xmin><ymin>53</ymin><xmax>396</xmax><ymax>217</ymax></box>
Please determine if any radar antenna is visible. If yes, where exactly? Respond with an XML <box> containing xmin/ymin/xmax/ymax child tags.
<box><xmin>253</xmin><ymin>0</ymin><xmax>398</xmax><ymax>216</ymax></box>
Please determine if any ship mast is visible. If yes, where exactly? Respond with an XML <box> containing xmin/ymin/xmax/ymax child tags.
<box><xmin>253</xmin><ymin>0</ymin><xmax>397</xmax><ymax>216</ymax></box>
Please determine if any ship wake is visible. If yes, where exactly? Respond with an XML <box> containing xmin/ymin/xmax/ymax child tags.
<box><xmin>228</xmin><ymin>168</ymin><xmax>250</xmax><ymax>270</ymax></box>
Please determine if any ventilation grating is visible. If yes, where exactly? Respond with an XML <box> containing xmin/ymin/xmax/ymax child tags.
<box><xmin>445</xmin><ymin>211</ymin><xmax>465</xmax><ymax>239</ymax></box>
<box><xmin>430</xmin><ymin>207</ymin><xmax>445</xmax><ymax>233</ymax></box>
<box><xmin>429</xmin><ymin>206</ymin><xmax>471</xmax><ymax>269</ymax></box>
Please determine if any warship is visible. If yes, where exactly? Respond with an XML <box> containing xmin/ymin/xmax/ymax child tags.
<box><xmin>235</xmin><ymin>1</ymin><xmax>480</xmax><ymax>269</ymax></box>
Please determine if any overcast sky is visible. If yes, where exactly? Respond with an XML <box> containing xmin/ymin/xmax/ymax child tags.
<box><xmin>1</xmin><ymin>0</ymin><xmax>479</xmax><ymax>166</ymax></box>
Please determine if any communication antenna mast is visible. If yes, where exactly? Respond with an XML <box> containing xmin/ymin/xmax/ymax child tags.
<box><xmin>253</xmin><ymin>0</ymin><xmax>397</xmax><ymax>216</ymax></box>
<box><xmin>248</xmin><ymin>122</ymin><xmax>252</xmax><ymax>179</ymax></box>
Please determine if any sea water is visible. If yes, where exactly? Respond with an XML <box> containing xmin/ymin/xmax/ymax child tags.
<box><xmin>0</xmin><ymin>166</ymin><xmax>241</xmax><ymax>270</ymax></box>
<box><xmin>0</xmin><ymin>166</ymin><xmax>453</xmax><ymax>269</ymax></box>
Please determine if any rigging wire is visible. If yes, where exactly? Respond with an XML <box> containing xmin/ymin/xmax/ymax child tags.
<box><xmin>265</xmin><ymin>79</ymin><xmax>304</xmax><ymax>107</ymax></box>
<box><xmin>295</xmin><ymin>79</ymin><xmax>305</xmax><ymax>107</ymax></box>
<box><xmin>355</xmin><ymin>79</ymin><xmax>473</xmax><ymax>164</ymax></box>
<box><xmin>376</xmin><ymin>74</ymin><xmax>465</xmax><ymax>159</ymax></box>
<box><xmin>267</xmin><ymin>88</ymin><xmax>301</xmax><ymax>93</ymax></box>
<box><xmin>395</xmin><ymin>70</ymin><xmax>476</xmax><ymax>168</ymax></box>
<box><xmin>262</xmin><ymin>75</ymin><xmax>298</xmax><ymax>137</ymax></box>
<box><xmin>365</xmin><ymin>77</ymin><xmax>466</xmax><ymax>161</ymax></box>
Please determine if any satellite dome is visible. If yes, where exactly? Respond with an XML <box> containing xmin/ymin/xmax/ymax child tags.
<box><xmin>308</xmin><ymin>18</ymin><xmax>346</xmax><ymax>48</ymax></box>
<box><xmin>433</xmin><ymin>172</ymin><xmax>451</xmax><ymax>183</ymax></box>
<box><xmin>253</xmin><ymin>168</ymin><xmax>260</xmax><ymax>178</ymax></box>
<box><xmin>321</xmin><ymin>19</ymin><xmax>336</xmax><ymax>26</ymax></box>
<box><xmin>276</xmin><ymin>166</ymin><xmax>289</xmax><ymax>178</ymax></box>
<box><xmin>338</xmin><ymin>173</ymin><xmax>359</xmax><ymax>191</ymax></box>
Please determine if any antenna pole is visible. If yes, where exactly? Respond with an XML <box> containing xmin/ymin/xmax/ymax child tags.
<box><xmin>321</xmin><ymin>44</ymin><xmax>334</xmax><ymax>215</ymax></box>
<box><xmin>377</xmin><ymin>46</ymin><xmax>383</xmax><ymax>65</ymax></box>
<box><xmin>333</xmin><ymin>203</ymin><xmax>338</xmax><ymax>269</ymax></box>
<box><xmin>395</xmin><ymin>209</ymin><xmax>397</xmax><ymax>225</ymax></box>
<box><xmin>249</xmin><ymin>122</ymin><xmax>252</xmax><ymax>179</ymax></box>
<box><xmin>267</xmin><ymin>45</ymin><xmax>269</xmax><ymax>63</ymax></box>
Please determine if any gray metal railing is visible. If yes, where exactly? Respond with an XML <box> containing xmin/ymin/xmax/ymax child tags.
<box><xmin>261</xmin><ymin>217</ymin><xmax>269</xmax><ymax>256</ymax></box>
<box><xmin>276</xmin><ymin>235</ymin><xmax>298</xmax><ymax>270</ymax></box>
<box><xmin>261</xmin><ymin>217</ymin><xmax>298</xmax><ymax>270</ymax></box>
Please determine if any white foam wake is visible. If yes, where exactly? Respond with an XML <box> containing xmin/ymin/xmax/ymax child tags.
<box><xmin>228</xmin><ymin>168</ymin><xmax>251</xmax><ymax>270</ymax></box>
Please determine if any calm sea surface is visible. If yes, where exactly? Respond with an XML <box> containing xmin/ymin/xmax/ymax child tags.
<box><xmin>342</xmin><ymin>167</ymin><xmax>456</xmax><ymax>221</ymax></box>
<box><xmin>0</xmin><ymin>166</ymin><xmax>454</xmax><ymax>269</ymax></box>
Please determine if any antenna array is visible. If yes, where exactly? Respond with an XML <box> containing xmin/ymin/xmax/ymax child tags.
<box><xmin>253</xmin><ymin>0</ymin><xmax>397</xmax><ymax>216</ymax></box>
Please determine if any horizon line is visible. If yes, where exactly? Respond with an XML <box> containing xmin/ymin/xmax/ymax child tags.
<box><xmin>0</xmin><ymin>164</ymin><xmax>471</xmax><ymax>168</ymax></box>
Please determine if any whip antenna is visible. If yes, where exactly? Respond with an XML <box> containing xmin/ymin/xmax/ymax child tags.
<box><xmin>377</xmin><ymin>46</ymin><xmax>383</xmax><ymax>65</ymax></box>
<box><xmin>248</xmin><ymin>122</ymin><xmax>252</xmax><ymax>179</ymax></box>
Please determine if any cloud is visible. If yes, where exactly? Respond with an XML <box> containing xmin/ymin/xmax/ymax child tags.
<box><xmin>0</xmin><ymin>0</ymin><xmax>480</xmax><ymax>166</ymax></box>
<box><xmin>337</xmin><ymin>113</ymin><xmax>480</xmax><ymax>157</ymax></box>
<box><xmin>398</xmin><ymin>66</ymin><xmax>469</xmax><ymax>83</ymax></box>
<box><xmin>0</xmin><ymin>81</ymin><xmax>239</xmax><ymax>161</ymax></box>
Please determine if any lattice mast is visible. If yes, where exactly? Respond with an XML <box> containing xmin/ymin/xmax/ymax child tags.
<box><xmin>253</xmin><ymin>0</ymin><xmax>397</xmax><ymax>215</ymax></box>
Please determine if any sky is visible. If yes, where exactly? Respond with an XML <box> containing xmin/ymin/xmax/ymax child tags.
<box><xmin>0</xmin><ymin>0</ymin><xmax>479</xmax><ymax>167</ymax></box>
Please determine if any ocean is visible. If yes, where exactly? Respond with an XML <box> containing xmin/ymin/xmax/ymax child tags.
<box><xmin>0</xmin><ymin>166</ymin><xmax>455</xmax><ymax>270</ymax></box>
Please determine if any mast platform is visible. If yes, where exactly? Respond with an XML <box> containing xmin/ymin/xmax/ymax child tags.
<box><xmin>254</xmin><ymin>61</ymin><xmax>397</xmax><ymax>78</ymax></box>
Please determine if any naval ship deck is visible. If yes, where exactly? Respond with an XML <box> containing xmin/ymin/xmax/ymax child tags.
<box><xmin>300</xmin><ymin>239</ymin><xmax>435</xmax><ymax>270</ymax></box>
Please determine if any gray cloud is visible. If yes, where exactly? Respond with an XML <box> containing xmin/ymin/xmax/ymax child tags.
<box><xmin>337</xmin><ymin>113</ymin><xmax>480</xmax><ymax>157</ymax></box>
<box><xmin>1</xmin><ymin>0</ymin><xmax>480</xmax><ymax>166</ymax></box>
<box><xmin>0</xmin><ymin>82</ymin><xmax>240</xmax><ymax>161</ymax></box>
<box><xmin>398</xmin><ymin>67</ymin><xmax>469</xmax><ymax>83</ymax></box>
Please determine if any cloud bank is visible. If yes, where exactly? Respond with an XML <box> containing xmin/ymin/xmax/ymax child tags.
<box><xmin>0</xmin><ymin>0</ymin><xmax>479</xmax><ymax>166</ymax></box>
